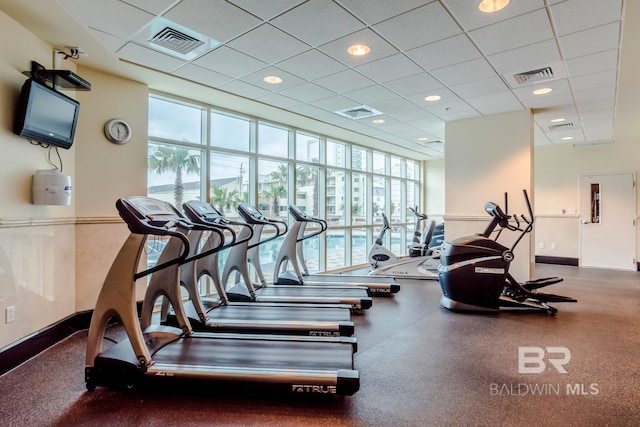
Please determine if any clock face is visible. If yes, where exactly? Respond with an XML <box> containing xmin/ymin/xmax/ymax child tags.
<box><xmin>105</xmin><ymin>119</ymin><xmax>131</xmax><ymax>144</ymax></box>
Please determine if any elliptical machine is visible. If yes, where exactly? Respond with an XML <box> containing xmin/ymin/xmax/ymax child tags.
<box><xmin>367</xmin><ymin>209</ymin><xmax>439</xmax><ymax>281</ymax></box>
<box><xmin>438</xmin><ymin>190</ymin><xmax>576</xmax><ymax>314</ymax></box>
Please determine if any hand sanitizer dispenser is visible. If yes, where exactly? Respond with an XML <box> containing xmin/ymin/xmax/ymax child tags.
<box><xmin>32</xmin><ymin>169</ymin><xmax>72</xmax><ymax>205</ymax></box>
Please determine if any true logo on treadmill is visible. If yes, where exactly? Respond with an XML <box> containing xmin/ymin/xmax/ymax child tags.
<box><xmin>292</xmin><ymin>384</ymin><xmax>337</xmax><ymax>394</ymax></box>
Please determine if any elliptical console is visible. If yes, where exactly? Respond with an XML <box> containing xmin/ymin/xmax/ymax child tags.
<box><xmin>438</xmin><ymin>190</ymin><xmax>576</xmax><ymax>314</ymax></box>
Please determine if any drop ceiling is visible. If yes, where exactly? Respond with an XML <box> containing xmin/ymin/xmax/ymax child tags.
<box><xmin>3</xmin><ymin>0</ymin><xmax>626</xmax><ymax>158</ymax></box>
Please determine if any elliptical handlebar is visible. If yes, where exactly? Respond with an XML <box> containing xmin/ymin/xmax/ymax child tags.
<box><xmin>482</xmin><ymin>190</ymin><xmax>535</xmax><ymax>251</ymax></box>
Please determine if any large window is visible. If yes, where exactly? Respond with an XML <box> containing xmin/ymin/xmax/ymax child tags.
<box><xmin>148</xmin><ymin>93</ymin><xmax>421</xmax><ymax>273</ymax></box>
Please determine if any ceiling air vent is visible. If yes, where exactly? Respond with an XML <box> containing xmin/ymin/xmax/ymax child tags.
<box><xmin>150</xmin><ymin>27</ymin><xmax>204</xmax><ymax>55</ymax></box>
<box><xmin>513</xmin><ymin>66</ymin><xmax>554</xmax><ymax>85</ymax></box>
<box><xmin>502</xmin><ymin>62</ymin><xmax>567</xmax><ymax>88</ymax></box>
<box><xmin>134</xmin><ymin>17</ymin><xmax>220</xmax><ymax>60</ymax></box>
<box><xmin>335</xmin><ymin>105</ymin><xmax>383</xmax><ymax>120</ymax></box>
<box><xmin>549</xmin><ymin>122</ymin><xmax>574</xmax><ymax>131</ymax></box>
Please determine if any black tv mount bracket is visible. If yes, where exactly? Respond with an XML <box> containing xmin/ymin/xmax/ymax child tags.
<box><xmin>22</xmin><ymin>61</ymin><xmax>91</xmax><ymax>91</ymax></box>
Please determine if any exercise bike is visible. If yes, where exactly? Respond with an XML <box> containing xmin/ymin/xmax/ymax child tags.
<box><xmin>367</xmin><ymin>208</ymin><xmax>439</xmax><ymax>281</ymax></box>
<box><xmin>438</xmin><ymin>190</ymin><xmax>576</xmax><ymax>314</ymax></box>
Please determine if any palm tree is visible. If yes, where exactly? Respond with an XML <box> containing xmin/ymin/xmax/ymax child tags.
<box><xmin>262</xmin><ymin>184</ymin><xmax>287</xmax><ymax>217</ymax></box>
<box><xmin>269</xmin><ymin>164</ymin><xmax>288</xmax><ymax>184</ymax></box>
<box><xmin>211</xmin><ymin>186</ymin><xmax>240</xmax><ymax>214</ymax></box>
<box><xmin>296</xmin><ymin>164</ymin><xmax>319</xmax><ymax>216</ymax></box>
<box><xmin>148</xmin><ymin>145</ymin><xmax>200</xmax><ymax>210</ymax></box>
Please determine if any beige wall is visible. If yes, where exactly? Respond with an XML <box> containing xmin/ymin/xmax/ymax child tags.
<box><xmin>444</xmin><ymin>109</ymin><xmax>534</xmax><ymax>280</ymax></box>
<box><xmin>534</xmin><ymin>0</ymin><xmax>640</xmax><ymax>262</ymax></box>
<box><xmin>0</xmin><ymin>11</ymin><xmax>77</xmax><ymax>348</ymax></box>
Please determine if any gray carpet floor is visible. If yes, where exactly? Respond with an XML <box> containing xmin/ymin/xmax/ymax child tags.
<box><xmin>0</xmin><ymin>264</ymin><xmax>638</xmax><ymax>426</ymax></box>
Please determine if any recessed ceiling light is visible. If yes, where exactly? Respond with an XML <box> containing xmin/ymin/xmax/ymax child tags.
<box><xmin>372</xmin><ymin>119</ymin><xmax>385</xmax><ymax>124</ymax></box>
<box><xmin>478</xmin><ymin>0</ymin><xmax>510</xmax><ymax>13</ymax></box>
<box><xmin>561</xmin><ymin>136</ymin><xmax>574</xmax><ymax>141</ymax></box>
<box><xmin>550</xmin><ymin>118</ymin><xmax>566</xmax><ymax>123</ymax></box>
<box><xmin>417</xmin><ymin>137</ymin><xmax>429</xmax><ymax>141</ymax></box>
<box><xmin>348</xmin><ymin>44</ymin><xmax>370</xmax><ymax>56</ymax></box>
<box><xmin>424</xmin><ymin>95</ymin><xmax>441</xmax><ymax>102</ymax></box>
<box><xmin>263</xmin><ymin>75</ymin><xmax>283</xmax><ymax>84</ymax></box>
<box><xmin>533</xmin><ymin>87</ymin><xmax>552</xmax><ymax>95</ymax></box>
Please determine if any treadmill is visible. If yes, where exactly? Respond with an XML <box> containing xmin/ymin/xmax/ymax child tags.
<box><xmin>218</xmin><ymin>203</ymin><xmax>373</xmax><ymax>311</ymax></box>
<box><xmin>272</xmin><ymin>204</ymin><xmax>400</xmax><ymax>296</ymax></box>
<box><xmin>153</xmin><ymin>200</ymin><xmax>355</xmax><ymax>337</ymax></box>
<box><xmin>85</xmin><ymin>196</ymin><xmax>359</xmax><ymax>395</ymax></box>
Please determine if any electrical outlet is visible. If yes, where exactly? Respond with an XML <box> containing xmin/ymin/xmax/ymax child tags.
<box><xmin>539</xmin><ymin>243</ymin><xmax>545</xmax><ymax>249</ymax></box>
<box><xmin>6</xmin><ymin>306</ymin><xmax>15</xmax><ymax>323</ymax></box>
<box><xmin>551</xmin><ymin>243</ymin><xmax>557</xmax><ymax>250</ymax></box>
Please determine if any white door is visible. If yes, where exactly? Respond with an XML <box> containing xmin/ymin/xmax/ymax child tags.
<box><xmin>580</xmin><ymin>173</ymin><xmax>636</xmax><ymax>270</ymax></box>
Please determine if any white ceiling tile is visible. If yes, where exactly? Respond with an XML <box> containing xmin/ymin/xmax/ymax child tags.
<box><xmin>172</xmin><ymin>63</ymin><xmax>233</xmax><ymax>87</ymax></box>
<box><xmin>276</xmin><ymin>49</ymin><xmax>348</xmax><ymax>80</ymax></box>
<box><xmin>372</xmin><ymin>2</ymin><xmax>461</xmax><ymax>51</ymax></box>
<box><xmin>277</xmin><ymin>82</ymin><xmax>336</xmax><ymax>103</ymax></box>
<box><xmin>423</xmin><ymin>99</ymin><xmax>475</xmax><ymax>118</ymax></box>
<box><xmin>117</xmin><ymin>42</ymin><xmax>186</xmax><ymax>72</ymax></box>
<box><xmin>194</xmin><ymin>46</ymin><xmax>267</xmax><ymax>77</ymax></box>
<box><xmin>227</xmin><ymin>24</ymin><xmax>309</xmax><ymax>64</ymax></box>
<box><xmin>164</xmin><ymin>0</ymin><xmax>262</xmax><ymax>43</ymax></box>
<box><xmin>441</xmin><ymin>0</ymin><xmax>545</xmax><ymax>31</ymax></box>
<box><xmin>88</xmin><ymin>27</ymin><xmax>128</xmax><ymax>51</ymax></box>
<box><xmin>406</xmin><ymin>34</ymin><xmax>481</xmax><ymax>71</ymax></box>
<box><xmin>50</xmin><ymin>0</ymin><xmax>627</xmax><ymax>153</ymax></box>
<box><xmin>565</xmin><ymin>49</ymin><xmax>619</xmax><ymax>78</ymax></box>
<box><xmin>469</xmin><ymin>9</ymin><xmax>554</xmax><ymax>56</ymax></box>
<box><xmin>313</xmin><ymin>69</ymin><xmax>376</xmax><ymax>94</ymax></box>
<box><xmin>336</xmin><ymin>0</ymin><xmax>432</xmax><ymax>25</ymax></box>
<box><xmin>466</xmin><ymin>91</ymin><xmax>524</xmax><ymax>115</ymax></box>
<box><xmin>369</xmin><ymin>97</ymin><xmax>424</xmax><ymax>115</ymax></box>
<box><xmin>318</xmin><ymin>28</ymin><xmax>398</xmax><ymax>67</ymax></box>
<box><xmin>355</xmin><ymin>54</ymin><xmax>423</xmax><ymax>83</ymax></box>
<box><xmin>228</xmin><ymin>0</ymin><xmax>305</xmax><ymax>20</ymax></box>
<box><xmin>343</xmin><ymin>85</ymin><xmax>399</xmax><ymax>105</ymax></box>
<box><xmin>449</xmin><ymin>76</ymin><xmax>509</xmax><ymax>99</ymax></box>
<box><xmin>430</xmin><ymin>57</ymin><xmax>496</xmax><ymax>86</ymax></box>
<box><xmin>217</xmin><ymin>79</ymin><xmax>273</xmax><ymax>99</ymax></box>
<box><xmin>271</xmin><ymin>0</ymin><xmax>364</xmax><ymax>46</ymax></box>
<box><xmin>550</xmin><ymin>0</ymin><xmax>623</xmax><ymax>36</ymax></box>
<box><xmin>58</xmin><ymin>0</ymin><xmax>155</xmax><ymax>38</ymax></box>
<box><xmin>384</xmin><ymin>73</ymin><xmax>442</xmax><ymax>96</ymax></box>
<box><xmin>238</xmin><ymin>66</ymin><xmax>306</xmax><ymax>91</ymax></box>
<box><xmin>309</xmin><ymin>94</ymin><xmax>360</xmax><ymax>112</ymax></box>
<box><xmin>404</xmin><ymin>87</ymin><xmax>460</xmax><ymax>107</ymax></box>
<box><xmin>512</xmin><ymin>78</ymin><xmax>571</xmax><ymax>101</ymax></box>
<box><xmin>488</xmin><ymin>39</ymin><xmax>561</xmax><ymax>77</ymax></box>
<box><xmin>560</xmin><ymin>22</ymin><xmax>621</xmax><ymax>60</ymax></box>
<box><xmin>571</xmin><ymin>69</ymin><xmax>617</xmax><ymax>92</ymax></box>
<box><xmin>389</xmin><ymin>107</ymin><xmax>438</xmax><ymax>122</ymax></box>
<box><xmin>575</xmin><ymin>95</ymin><xmax>615</xmax><ymax>113</ymax></box>
<box><xmin>121</xmin><ymin>0</ymin><xmax>176</xmax><ymax>15</ymax></box>
<box><xmin>255</xmin><ymin>93</ymin><xmax>301</xmax><ymax>109</ymax></box>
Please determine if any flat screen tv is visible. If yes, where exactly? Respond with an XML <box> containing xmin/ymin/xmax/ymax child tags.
<box><xmin>14</xmin><ymin>78</ymin><xmax>80</xmax><ymax>150</ymax></box>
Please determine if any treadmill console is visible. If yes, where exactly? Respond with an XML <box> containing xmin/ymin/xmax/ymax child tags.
<box><xmin>184</xmin><ymin>201</ymin><xmax>229</xmax><ymax>225</ymax></box>
<box><xmin>121</xmin><ymin>196</ymin><xmax>182</xmax><ymax>228</ymax></box>
<box><xmin>237</xmin><ymin>203</ymin><xmax>268</xmax><ymax>224</ymax></box>
<box><xmin>288</xmin><ymin>204</ymin><xmax>310</xmax><ymax>221</ymax></box>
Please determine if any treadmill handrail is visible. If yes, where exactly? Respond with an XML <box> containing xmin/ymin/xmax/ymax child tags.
<box><xmin>237</xmin><ymin>202</ymin><xmax>288</xmax><ymax>249</ymax></box>
<box><xmin>289</xmin><ymin>204</ymin><xmax>326</xmax><ymax>242</ymax></box>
